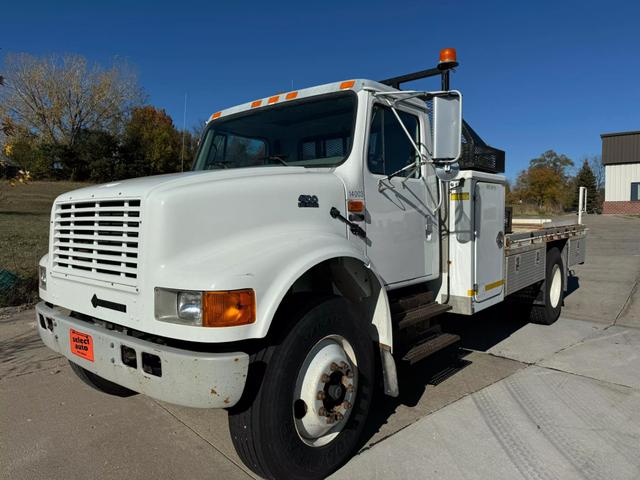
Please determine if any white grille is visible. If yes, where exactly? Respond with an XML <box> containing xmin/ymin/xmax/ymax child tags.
<box><xmin>53</xmin><ymin>199</ymin><xmax>142</xmax><ymax>286</ymax></box>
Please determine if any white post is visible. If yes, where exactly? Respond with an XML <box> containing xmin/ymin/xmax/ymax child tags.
<box><xmin>578</xmin><ymin>186</ymin><xmax>587</xmax><ymax>224</ymax></box>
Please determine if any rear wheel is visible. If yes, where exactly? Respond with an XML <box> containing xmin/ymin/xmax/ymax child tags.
<box><xmin>228</xmin><ymin>296</ymin><xmax>374</xmax><ymax>480</ymax></box>
<box><xmin>530</xmin><ymin>247</ymin><xmax>564</xmax><ymax>325</ymax></box>
<box><xmin>68</xmin><ymin>361</ymin><xmax>137</xmax><ymax>397</ymax></box>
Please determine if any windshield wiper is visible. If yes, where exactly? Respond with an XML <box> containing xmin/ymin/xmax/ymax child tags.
<box><xmin>261</xmin><ymin>155</ymin><xmax>290</xmax><ymax>166</ymax></box>
<box><xmin>210</xmin><ymin>161</ymin><xmax>231</xmax><ymax>169</ymax></box>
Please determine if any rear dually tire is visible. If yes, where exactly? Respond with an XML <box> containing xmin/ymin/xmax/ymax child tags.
<box><xmin>530</xmin><ymin>247</ymin><xmax>564</xmax><ymax>325</ymax></box>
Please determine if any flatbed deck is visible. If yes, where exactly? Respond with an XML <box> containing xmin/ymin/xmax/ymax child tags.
<box><xmin>506</xmin><ymin>223</ymin><xmax>587</xmax><ymax>251</ymax></box>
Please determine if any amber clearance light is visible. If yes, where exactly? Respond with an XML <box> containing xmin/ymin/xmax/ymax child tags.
<box><xmin>202</xmin><ymin>289</ymin><xmax>256</xmax><ymax>327</ymax></box>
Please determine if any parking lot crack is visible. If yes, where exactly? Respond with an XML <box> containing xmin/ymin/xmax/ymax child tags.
<box><xmin>613</xmin><ymin>277</ymin><xmax>639</xmax><ymax>327</ymax></box>
<box><xmin>536</xmin><ymin>364</ymin><xmax>637</xmax><ymax>391</ymax></box>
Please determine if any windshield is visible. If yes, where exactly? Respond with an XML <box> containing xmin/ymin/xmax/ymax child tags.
<box><xmin>193</xmin><ymin>92</ymin><xmax>356</xmax><ymax>170</ymax></box>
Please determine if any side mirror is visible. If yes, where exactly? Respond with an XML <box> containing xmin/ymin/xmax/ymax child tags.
<box><xmin>432</xmin><ymin>91</ymin><xmax>462</xmax><ymax>162</ymax></box>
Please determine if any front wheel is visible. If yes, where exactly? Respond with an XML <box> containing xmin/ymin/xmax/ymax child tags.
<box><xmin>228</xmin><ymin>296</ymin><xmax>375</xmax><ymax>480</ymax></box>
<box><xmin>68</xmin><ymin>361</ymin><xmax>137</xmax><ymax>397</ymax></box>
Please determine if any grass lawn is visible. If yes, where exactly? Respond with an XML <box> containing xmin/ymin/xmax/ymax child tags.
<box><xmin>0</xmin><ymin>181</ymin><xmax>89</xmax><ymax>306</ymax></box>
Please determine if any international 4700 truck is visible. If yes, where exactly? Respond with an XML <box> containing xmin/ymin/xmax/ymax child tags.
<box><xmin>36</xmin><ymin>49</ymin><xmax>587</xmax><ymax>479</ymax></box>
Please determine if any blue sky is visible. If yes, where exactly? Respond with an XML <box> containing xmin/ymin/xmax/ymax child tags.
<box><xmin>2</xmin><ymin>0</ymin><xmax>639</xmax><ymax>179</ymax></box>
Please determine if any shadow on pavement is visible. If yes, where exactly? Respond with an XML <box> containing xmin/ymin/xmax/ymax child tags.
<box><xmin>565</xmin><ymin>273</ymin><xmax>580</xmax><ymax>297</ymax></box>
<box><xmin>357</xmin><ymin>294</ymin><xmax>559</xmax><ymax>450</ymax></box>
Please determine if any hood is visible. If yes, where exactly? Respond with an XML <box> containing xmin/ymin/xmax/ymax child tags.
<box><xmin>54</xmin><ymin>167</ymin><xmax>311</xmax><ymax>203</ymax></box>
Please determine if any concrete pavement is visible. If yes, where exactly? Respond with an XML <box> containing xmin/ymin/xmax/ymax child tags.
<box><xmin>333</xmin><ymin>214</ymin><xmax>640</xmax><ymax>479</ymax></box>
<box><xmin>1</xmin><ymin>214</ymin><xmax>639</xmax><ymax>479</ymax></box>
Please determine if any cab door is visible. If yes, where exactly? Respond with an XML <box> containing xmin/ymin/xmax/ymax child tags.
<box><xmin>363</xmin><ymin>103</ymin><xmax>438</xmax><ymax>285</ymax></box>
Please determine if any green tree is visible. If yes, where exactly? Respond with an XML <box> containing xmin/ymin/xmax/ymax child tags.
<box><xmin>511</xmin><ymin>150</ymin><xmax>575</xmax><ymax>212</ymax></box>
<box><xmin>573</xmin><ymin>159</ymin><xmax>599</xmax><ymax>213</ymax></box>
<box><xmin>514</xmin><ymin>166</ymin><xmax>568</xmax><ymax>210</ymax></box>
<box><xmin>529</xmin><ymin>150</ymin><xmax>574</xmax><ymax>178</ymax></box>
<box><xmin>120</xmin><ymin>106</ymin><xmax>182</xmax><ymax>177</ymax></box>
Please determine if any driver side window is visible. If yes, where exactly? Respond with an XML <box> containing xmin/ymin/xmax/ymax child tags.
<box><xmin>367</xmin><ymin>105</ymin><xmax>420</xmax><ymax>177</ymax></box>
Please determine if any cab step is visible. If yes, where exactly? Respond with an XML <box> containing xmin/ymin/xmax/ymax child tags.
<box><xmin>393</xmin><ymin>302</ymin><xmax>452</xmax><ymax>330</ymax></box>
<box><xmin>402</xmin><ymin>333</ymin><xmax>461</xmax><ymax>365</ymax></box>
<box><xmin>390</xmin><ymin>291</ymin><xmax>434</xmax><ymax>314</ymax></box>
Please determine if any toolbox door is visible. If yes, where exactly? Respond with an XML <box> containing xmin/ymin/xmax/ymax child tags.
<box><xmin>473</xmin><ymin>181</ymin><xmax>505</xmax><ymax>302</ymax></box>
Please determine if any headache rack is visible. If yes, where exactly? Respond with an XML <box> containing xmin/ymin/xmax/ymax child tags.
<box><xmin>459</xmin><ymin>121</ymin><xmax>505</xmax><ymax>174</ymax></box>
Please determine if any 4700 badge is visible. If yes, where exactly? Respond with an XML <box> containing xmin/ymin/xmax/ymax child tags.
<box><xmin>69</xmin><ymin>329</ymin><xmax>94</xmax><ymax>362</ymax></box>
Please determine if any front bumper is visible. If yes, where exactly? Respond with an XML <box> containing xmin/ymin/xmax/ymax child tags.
<box><xmin>36</xmin><ymin>302</ymin><xmax>249</xmax><ymax>408</ymax></box>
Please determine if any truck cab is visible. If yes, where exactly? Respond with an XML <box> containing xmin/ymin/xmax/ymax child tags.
<box><xmin>36</xmin><ymin>49</ymin><xmax>586</xmax><ymax>480</ymax></box>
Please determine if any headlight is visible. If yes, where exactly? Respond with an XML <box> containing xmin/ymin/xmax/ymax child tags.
<box><xmin>155</xmin><ymin>288</ymin><xmax>256</xmax><ymax>327</ymax></box>
<box><xmin>177</xmin><ymin>291</ymin><xmax>202</xmax><ymax>323</ymax></box>
<box><xmin>39</xmin><ymin>266</ymin><xmax>47</xmax><ymax>290</ymax></box>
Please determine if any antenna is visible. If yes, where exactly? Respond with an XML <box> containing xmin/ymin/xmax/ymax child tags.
<box><xmin>181</xmin><ymin>93</ymin><xmax>187</xmax><ymax>172</ymax></box>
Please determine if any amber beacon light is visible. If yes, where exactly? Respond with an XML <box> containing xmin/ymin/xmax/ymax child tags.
<box><xmin>438</xmin><ymin>48</ymin><xmax>458</xmax><ymax>69</ymax></box>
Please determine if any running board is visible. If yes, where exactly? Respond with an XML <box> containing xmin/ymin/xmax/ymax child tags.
<box><xmin>402</xmin><ymin>333</ymin><xmax>461</xmax><ymax>365</ymax></box>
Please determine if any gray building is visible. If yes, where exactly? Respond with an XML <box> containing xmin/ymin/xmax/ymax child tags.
<box><xmin>601</xmin><ymin>130</ymin><xmax>640</xmax><ymax>214</ymax></box>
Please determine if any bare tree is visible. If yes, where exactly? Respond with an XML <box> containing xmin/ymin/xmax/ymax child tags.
<box><xmin>0</xmin><ymin>53</ymin><xmax>144</xmax><ymax>146</ymax></box>
<box><xmin>588</xmin><ymin>154</ymin><xmax>605</xmax><ymax>190</ymax></box>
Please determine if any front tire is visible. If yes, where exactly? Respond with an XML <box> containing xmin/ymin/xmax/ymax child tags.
<box><xmin>68</xmin><ymin>361</ymin><xmax>137</xmax><ymax>397</ymax></box>
<box><xmin>228</xmin><ymin>296</ymin><xmax>375</xmax><ymax>480</ymax></box>
<box><xmin>530</xmin><ymin>247</ymin><xmax>564</xmax><ymax>325</ymax></box>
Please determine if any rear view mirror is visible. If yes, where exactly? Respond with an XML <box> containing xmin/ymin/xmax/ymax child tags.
<box><xmin>432</xmin><ymin>92</ymin><xmax>462</xmax><ymax>161</ymax></box>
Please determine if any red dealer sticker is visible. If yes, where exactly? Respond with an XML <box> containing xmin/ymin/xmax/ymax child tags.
<box><xmin>70</xmin><ymin>329</ymin><xmax>94</xmax><ymax>362</ymax></box>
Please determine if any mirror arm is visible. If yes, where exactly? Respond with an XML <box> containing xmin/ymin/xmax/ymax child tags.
<box><xmin>382</xmin><ymin>98</ymin><xmax>431</xmax><ymax>163</ymax></box>
<box><xmin>378</xmin><ymin>160</ymin><xmax>423</xmax><ymax>191</ymax></box>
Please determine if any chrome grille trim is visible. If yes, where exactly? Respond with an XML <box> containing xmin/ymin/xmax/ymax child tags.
<box><xmin>52</xmin><ymin>199</ymin><xmax>141</xmax><ymax>286</ymax></box>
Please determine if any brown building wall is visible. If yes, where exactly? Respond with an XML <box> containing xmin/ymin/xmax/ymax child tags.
<box><xmin>601</xmin><ymin>131</ymin><xmax>640</xmax><ymax>165</ymax></box>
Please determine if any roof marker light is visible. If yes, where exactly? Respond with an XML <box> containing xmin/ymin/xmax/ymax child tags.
<box><xmin>340</xmin><ymin>80</ymin><xmax>355</xmax><ymax>89</ymax></box>
<box><xmin>285</xmin><ymin>91</ymin><xmax>298</xmax><ymax>100</ymax></box>
<box><xmin>209</xmin><ymin>112</ymin><xmax>221</xmax><ymax>121</ymax></box>
<box><xmin>251</xmin><ymin>100</ymin><xmax>262</xmax><ymax>108</ymax></box>
<box><xmin>268</xmin><ymin>95</ymin><xmax>280</xmax><ymax>104</ymax></box>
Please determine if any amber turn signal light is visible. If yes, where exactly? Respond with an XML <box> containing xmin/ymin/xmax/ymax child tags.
<box><xmin>202</xmin><ymin>289</ymin><xmax>256</xmax><ymax>327</ymax></box>
<box><xmin>348</xmin><ymin>199</ymin><xmax>365</xmax><ymax>213</ymax></box>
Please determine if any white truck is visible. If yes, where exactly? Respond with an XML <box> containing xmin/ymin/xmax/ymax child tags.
<box><xmin>36</xmin><ymin>49</ymin><xmax>587</xmax><ymax>479</ymax></box>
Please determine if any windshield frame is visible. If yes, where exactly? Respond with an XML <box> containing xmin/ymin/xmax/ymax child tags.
<box><xmin>192</xmin><ymin>90</ymin><xmax>359</xmax><ymax>171</ymax></box>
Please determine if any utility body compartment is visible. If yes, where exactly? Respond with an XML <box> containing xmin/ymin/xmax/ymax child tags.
<box><xmin>440</xmin><ymin>170</ymin><xmax>588</xmax><ymax>315</ymax></box>
<box><xmin>440</xmin><ymin>170</ymin><xmax>506</xmax><ymax>314</ymax></box>
<box><xmin>504</xmin><ymin>225</ymin><xmax>587</xmax><ymax>298</ymax></box>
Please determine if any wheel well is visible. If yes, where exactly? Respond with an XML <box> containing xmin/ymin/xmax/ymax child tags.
<box><xmin>269</xmin><ymin>257</ymin><xmax>390</xmax><ymax>348</ymax></box>
<box><xmin>547</xmin><ymin>239</ymin><xmax>567</xmax><ymax>253</ymax></box>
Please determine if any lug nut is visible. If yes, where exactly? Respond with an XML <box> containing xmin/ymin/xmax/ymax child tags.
<box><xmin>335</xmin><ymin>412</ymin><xmax>344</xmax><ymax>421</ymax></box>
<box><xmin>339</xmin><ymin>361</ymin><xmax>348</xmax><ymax>369</ymax></box>
<box><xmin>347</xmin><ymin>384</ymin><xmax>354</xmax><ymax>393</ymax></box>
<box><xmin>330</xmin><ymin>362</ymin><xmax>338</xmax><ymax>371</ymax></box>
<box><xmin>326</xmin><ymin>417</ymin><xmax>335</xmax><ymax>424</ymax></box>
<box><xmin>318</xmin><ymin>407</ymin><xmax>327</xmax><ymax>417</ymax></box>
<box><xmin>346</xmin><ymin>370</ymin><xmax>354</xmax><ymax>379</ymax></box>
<box><xmin>321</xmin><ymin>374</ymin><xmax>330</xmax><ymax>383</ymax></box>
<box><xmin>342</xmin><ymin>401</ymin><xmax>352</xmax><ymax>409</ymax></box>
<box><xmin>317</xmin><ymin>391</ymin><xmax>326</xmax><ymax>400</ymax></box>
